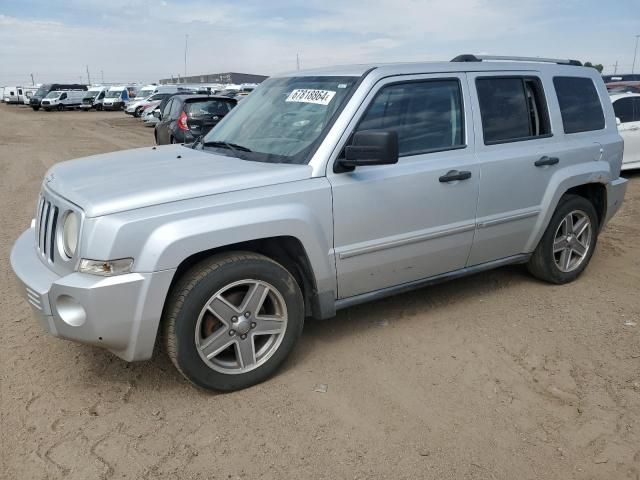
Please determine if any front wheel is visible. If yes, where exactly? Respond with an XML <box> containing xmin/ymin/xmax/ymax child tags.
<box><xmin>57</xmin><ymin>104</ymin><xmax>64</xmax><ymax>111</ymax></box>
<box><xmin>163</xmin><ymin>252</ymin><xmax>304</xmax><ymax>391</ymax></box>
<box><xmin>527</xmin><ymin>194</ymin><xmax>598</xmax><ymax>284</ymax></box>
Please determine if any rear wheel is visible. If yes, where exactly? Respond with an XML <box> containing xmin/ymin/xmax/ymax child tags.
<box><xmin>527</xmin><ymin>194</ymin><xmax>598</xmax><ymax>284</ymax></box>
<box><xmin>163</xmin><ymin>252</ymin><xmax>304</xmax><ymax>391</ymax></box>
<box><xmin>32</xmin><ymin>106</ymin><xmax>39</xmax><ymax>111</ymax></box>
<box><xmin>57</xmin><ymin>104</ymin><xmax>64</xmax><ymax>111</ymax></box>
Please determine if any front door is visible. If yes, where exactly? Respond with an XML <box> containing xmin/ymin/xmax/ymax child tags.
<box><xmin>328</xmin><ymin>73</ymin><xmax>479</xmax><ymax>299</ymax></box>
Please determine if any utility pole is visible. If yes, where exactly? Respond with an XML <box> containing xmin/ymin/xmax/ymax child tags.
<box><xmin>184</xmin><ymin>34</ymin><xmax>188</xmax><ymax>80</ymax></box>
<box><xmin>101</xmin><ymin>70</ymin><xmax>104</xmax><ymax>84</ymax></box>
<box><xmin>614</xmin><ymin>61</ymin><xmax>618</xmax><ymax>74</ymax></box>
<box><xmin>86</xmin><ymin>65</ymin><xmax>91</xmax><ymax>85</ymax></box>
<box><xmin>30</xmin><ymin>73</ymin><xmax>35</xmax><ymax>85</ymax></box>
<box><xmin>633</xmin><ymin>34</ymin><xmax>640</xmax><ymax>74</ymax></box>
<box><xmin>296</xmin><ymin>53</ymin><xmax>300</xmax><ymax>70</ymax></box>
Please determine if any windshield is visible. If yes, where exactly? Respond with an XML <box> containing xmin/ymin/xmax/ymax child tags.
<box><xmin>135</xmin><ymin>90</ymin><xmax>153</xmax><ymax>99</ymax></box>
<box><xmin>35</xmin><ymin>84</ymin><xmax>51</xmax><ymax>97</ymax></box>
<box><xmin>105</xmin><ymin>90</ymin><xmax>123</xmax><ymax>98</ymax></box>
<box><xmin>45</xmin><ymin>91</ymin><xmax>60</xmax><ymax>99</ymax></box>
<box><xmin>202</xmin><ymin>76</ymin><xmax>358</xmax><ymax>164</ymax></box>
<box><xmin>84</xmin><ymin>91</ymin><xmax>100</xmax><ymax>99</ymax></box>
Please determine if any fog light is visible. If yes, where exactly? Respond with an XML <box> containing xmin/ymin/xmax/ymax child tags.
<box><xmin>55</xmin><ymin>295</ymin><xmax>86</xmax><ymax>327</ymax></box>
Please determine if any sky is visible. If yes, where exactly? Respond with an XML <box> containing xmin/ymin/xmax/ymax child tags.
<box><xmin>0</xmin><ymin>0</ymin><xmax>639</xmax><ymax>86</ymax></box>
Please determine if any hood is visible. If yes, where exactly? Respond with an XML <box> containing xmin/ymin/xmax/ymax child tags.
<box><xmin>45</xmin><ymin>145</ymin><xmax>312</xmax><ymax>217</ymax></box>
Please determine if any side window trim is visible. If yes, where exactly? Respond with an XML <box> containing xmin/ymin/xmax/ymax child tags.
<box><xmin>475</xmin><ymin>75</ymin><xmax>553</xmax><ymax>146</ymax></box>
<box><xmin>349</xmin><ymin>77</ymin><xmax>468</xmax><ymax>159</ymax></box>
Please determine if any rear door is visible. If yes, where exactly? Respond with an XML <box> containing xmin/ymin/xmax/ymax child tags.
<box><xmin>466</xmin><ymin>72</ymin><xmax>565</xmax><ymax>265</ymax></box>
<box><xmin>613</xmin><ymin>96</ymin><xmax>640</xmax><ymax>166</ymax></box>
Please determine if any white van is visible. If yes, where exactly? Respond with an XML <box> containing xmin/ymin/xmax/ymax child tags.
<box><xmin>80</xmin><ymin>86</ymin><xmax>109</xmax><ymax>110</ymax></box>
<box><xmin>40</xmin><ymin>90</ymin><xmax>86</xmax><ymax>111</ymax></box>
<box><xmin>102</xmin><ymin>85</ymin><xmax>134</xmax><ymax>110</ymax></box>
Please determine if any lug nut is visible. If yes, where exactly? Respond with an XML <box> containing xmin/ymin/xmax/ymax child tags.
<box><xmin>231</xmin><ymin>316</ymin><xmax>238</xmax><ymax>323</ymax></box>
<box><xmin>229</xmin><ymin>330</ymin><xmax>235</xmax><ymax>336</ymax></box>
<box><xmin>250</xmin><ymin>322</ymin><xmax>257</xmax><ymax>329</ymax></box>
<box><xmin>241</xmin><ymin>334</ymin><xmax>247</xmax><ymax>340</ymax></box>
<box><xmin>244</xmin><ymin>312</ymin><xmax>251</xmax><ymax>318</ymax></box>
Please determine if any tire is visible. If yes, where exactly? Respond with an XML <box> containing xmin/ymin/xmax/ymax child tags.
<box><xmin>32</xmin><ymin>106</ymin><xmax>39</xmax><ymax>111</ymax></box>
<box><xmin>527</xmin><ymin>194</ymin><xmax>599</xmax><ymax>284</ymax></box>
<box><xmin>170</xmin><ymin>136</ymin><xmax>177</xmax><ymax>144</ymax></box>
<box><xmin>57</xmin><ymin>104</ymin><xmax>64</xmax><ymax>111</ymax></box>
<box><xmin>134</xmin><ymin>107</ymin><xmax>144</xmax><ymax>118</ymax></box>
<box><xmin>163</xmin><ymin>252</ymin><xmax>304</xmax><ymax>391</ymax></box>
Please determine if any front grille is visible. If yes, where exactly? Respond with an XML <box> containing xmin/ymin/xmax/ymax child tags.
<box><xmin>41</xmin><ymin>100</ymin><xmax>50</xmax><ymax>105</ymax></box>
<box><xmin>83</xmin><ymin>98</ymin><xmax>92</xmax><ymax>104</ymax></box>
<box><xmin>35</xmin><ymin>194</ymin><xmax>59</xmax><ymax>263</ymax></box>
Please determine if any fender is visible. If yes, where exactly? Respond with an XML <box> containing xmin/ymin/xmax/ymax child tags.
<box><xmin>524</xmin><ymin>160</ymin><xmax>611</xmax><ymax>252</ymax></box>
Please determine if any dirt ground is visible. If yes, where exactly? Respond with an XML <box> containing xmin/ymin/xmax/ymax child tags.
<box><xmin>0</xmin><ymin>102</ymin><xmax>639</xmax><ymax>480</ymax></box>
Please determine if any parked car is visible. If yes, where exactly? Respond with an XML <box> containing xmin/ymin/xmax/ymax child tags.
<box><xmin>102</xmin><ymin>86</ymin><xmax>132</xmax><ymax>110</ymax></box>
<box><xmin>154</xmin><ymin>95</ymin><xmax>237</xmax><ymax>144</ymax></box>
<box><xmin>40</xmin><ymin>90</ymin><xmax>87</xmax><ymax>111</ymax></box>
<box><xmin>3</xmin><ymin>86</ymin><xmax>23</xmax><ymax>104</ymax></box>
<box><xmin>611</xmin><ymin>92</ymin><xmax>640</xmax><ymax>170</ymax></box>
<box><xmin>80</xmin><ymin>86</ymin><xmax>109</xmax><ymax>110</ymax></box>
<box><xmin>141</xmin><ymin>101</ymin><xmax>162</xmax><ymax>126</ymax></box>
<box><xmin>126</xmin><ymin>93</ymin><xmax>173</xmax><ymax>117</ymax></box>
<box><xmin>11</xmin><ymin>55</ymin><xmax>627</xmax><ymax>391</ymax></box>
<box><xmin>606</xmin><ymin>81</ymin><xmax>640</xmax><ymax>95</ymax></box>
<box><xmin>603</xmin><ymin>74</ymin><xmax>640</xmax><ymax>83</ymax></box>
<box><xmin>29</xmin><ymin>83</ymin><xmax>87</xmax><ymax>111</ymax></box>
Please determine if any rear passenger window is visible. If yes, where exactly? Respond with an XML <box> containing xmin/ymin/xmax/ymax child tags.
<box><xmin>356</xmin><ymin>79</ymin><xmax>464</xmax><ymax>157</ymax></box>
<box><xmin>613</xmin><ymin>98</ymin><xmax>635</xmax><ymax>123</ymax></box>
<box><xmin>553</xmin><ymin>77</ymin><xmax>605</xmax><ymax>133</ymax></box>
<box><xmin>476</xmin><ymin>77</ymin><xmax>551</xmax><ymax>144</ymax></box>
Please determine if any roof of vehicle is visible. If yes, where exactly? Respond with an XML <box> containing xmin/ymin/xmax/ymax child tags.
<box><xmin>606</xmin><ymin>81</ymin><xmax>640</xmax><ymax>87</ymax></box>
<box><xmin>609</xmin><ymin>92</ymin><xmax>640</xmax><ymax>101</ymax></box>
<box><xmin>276</xmin><ymin>59</ymin><xmax>597</xmax><ymax>79</ymax></box>
<box><xmin>172</xmin><ymin>94</ymin><xmax>238</xmax><ymax>102</ymax></box>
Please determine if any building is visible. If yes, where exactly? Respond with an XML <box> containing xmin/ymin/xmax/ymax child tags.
<box><xmin>159</xmin><ymin>72</ymin><xmax>268</xmax><ymax>85</ymax></box>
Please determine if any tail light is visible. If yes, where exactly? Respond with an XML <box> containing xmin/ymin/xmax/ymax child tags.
<box><xmin>178</xmin><ymin>111</ymin><xmax>188</xmax><ymax>131</ymax></box>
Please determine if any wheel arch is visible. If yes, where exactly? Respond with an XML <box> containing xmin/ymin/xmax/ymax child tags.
<box><xmin>167</xmin><ymin>236</ymin><xmax>327</xmax><ymax>319</ymax></box>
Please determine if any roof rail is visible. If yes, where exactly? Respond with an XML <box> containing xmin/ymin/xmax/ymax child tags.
<box><xmin>451</xmin><ymin>54</ymin><xmax>582</xmax><ymax>67</ymax></box>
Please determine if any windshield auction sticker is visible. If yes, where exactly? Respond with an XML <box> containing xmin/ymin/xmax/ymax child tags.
<box><xmin>286</xmin><ymin>89</ymin><xmax>336</xmax><ymax>105</ymax></box>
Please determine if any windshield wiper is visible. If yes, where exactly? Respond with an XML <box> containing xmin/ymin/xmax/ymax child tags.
<box><xmin>202</xmin><ymin>141</ymin><xmax>252</xmax><ymax>152</ymax></box>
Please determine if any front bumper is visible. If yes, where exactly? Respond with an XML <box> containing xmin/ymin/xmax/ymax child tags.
<box><xmin>10</xmin><ymin>228</ymin><xmax>175</xmax><ymax>361</ymax></box>
<box><xmin>103</xmin><ymin>102</ymin><xmax>123</xmax><ymax>111</ymax></box>
<box><xmin>603</xmin><ymin>177</ymin><xmax>628</xmax><ymax>227</ymax></box>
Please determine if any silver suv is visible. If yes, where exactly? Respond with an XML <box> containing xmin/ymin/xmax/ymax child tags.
<box><xmin>11</xmin><ymin>55</ymin><xmax>628</xmax><ymax>391</ymax></box>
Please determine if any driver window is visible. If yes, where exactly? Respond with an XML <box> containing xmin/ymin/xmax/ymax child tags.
<box><xmin>60</xmin><ymin>93</ymin><xmax>67</xmax><ymax>100</ymax></box>
<box><xmin>355</xmin><ymin>79</ymin><xmax>465</xmax><ymax>157</ymax></box>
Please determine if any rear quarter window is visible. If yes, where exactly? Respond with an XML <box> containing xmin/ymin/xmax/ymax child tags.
<box><xmin>553</xmin><ymin>77</ymin><xmax>605</xmax><ymax>133</ymax></box>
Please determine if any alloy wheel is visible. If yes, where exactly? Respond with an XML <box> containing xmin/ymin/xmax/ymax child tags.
<box><xmin>553</xmin><ymin>210</ymin><xmax>592</xmax><ymax>273</ymax></box>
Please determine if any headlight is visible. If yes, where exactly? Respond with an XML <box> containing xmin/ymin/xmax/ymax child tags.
<box><xmin>61</xmin><ymin>211</ymin><xmax>79</xmax><ymax>258</ymax></box>
<box><xmin>79</xmin><ymin>258</ymin><xmax>134</xmax><ymax>276</ymax></box>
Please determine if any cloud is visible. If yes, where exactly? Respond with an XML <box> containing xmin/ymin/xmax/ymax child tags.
<box><xmin>0</xmin><ymin>0</ymin><xmax>637</xmax><ymax>85</ymax></box>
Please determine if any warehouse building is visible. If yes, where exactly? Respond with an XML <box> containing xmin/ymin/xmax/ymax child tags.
<box><xmin>159</xmin><ymin>72</ymin><xmax>268</xmax><ymax>85</ymax></box>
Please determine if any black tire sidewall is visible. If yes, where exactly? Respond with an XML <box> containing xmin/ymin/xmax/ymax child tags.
<box><xmin>537</xmin><ymin>195</ymin><xmax>599</xmax><ymax>283</ymax></box>
<box><xmin>172</xmin><ymin>257</ymin><xmax>304</xmax><ymax>391</ymax></box>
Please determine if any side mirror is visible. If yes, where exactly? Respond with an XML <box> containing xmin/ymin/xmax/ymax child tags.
<box><xmin>153</xmin><ymin>110</ymin><xmax>161</xmax><ymax>119</ymax></box>
<box><xmin>616</xmin><ymin>117</ymin><xmax>621</xmax><ymax>126</ymax></box>
<box><xmin>340</xmin><ymin>130</ymin><xmax>399</xmax><ymax>168</ymax></box>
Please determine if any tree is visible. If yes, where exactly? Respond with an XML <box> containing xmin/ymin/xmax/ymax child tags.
<box><xmin>584</xmin><ymin>61</ymin><xmax>604</xmax><ymax>73</ymax></box>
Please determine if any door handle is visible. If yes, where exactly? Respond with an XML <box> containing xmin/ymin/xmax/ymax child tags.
<box><xmin>439</xmin><ymin>170</ymin><xmax>472</xmax><ymax>183</ymax></box>
<box><xmin>534</xmin><ymin>156</ymin><xmax>559</xmax><ymax>167</ymax></box>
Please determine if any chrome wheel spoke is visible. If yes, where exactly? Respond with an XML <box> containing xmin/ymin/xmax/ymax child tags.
<box><xmin>207</xmin><ymin>296</ymin><xmax>238</xmax><ymax>323</ymax></box>
<box><xmin>553</xmin><ymin>237</ymin><xmax>569</xmax><ymax>253</ymax></box>
<box><xmin>240</xmin><ymin>283</ymin><xmax>269</xmax><ymax>315</ymax></box>
<box><xmin>253</xmin><ymin>315</ymin><xmax>286</xmax><ymax>335</ymax></box>
<box><xmin>200</xmin><ymin>332</ymin><xmax>235</xmax><ymax>359</ymax></box>
<box><xmin>559</xmin><ymin>248</ymin><xmax>572</xmax><ymax>271</ymax></box>
<box><xmin>572</xmin><ymin>241</ymin><xmax>587</xmax><ymax>257</ymax></box>
<box><xmin>573</xmin><ymin>216</ymin><xmax>589</xmax><ymax>238</ymax></box>
<box><xmin>235</xmin><ymin>338</ymin><xmax>256</xmax><ymax>369</ymax></box>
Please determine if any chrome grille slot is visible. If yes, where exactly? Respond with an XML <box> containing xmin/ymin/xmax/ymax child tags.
<box><xmin>35</xmin><ymin>193</ymin><xmax>60</xmax><ymax>263</ymax></box>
